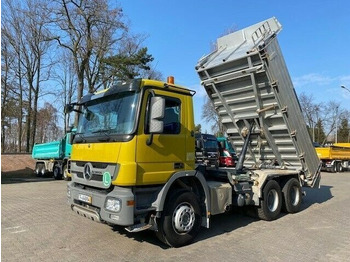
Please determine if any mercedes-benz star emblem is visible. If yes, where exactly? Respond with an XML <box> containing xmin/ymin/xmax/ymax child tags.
<box><xmin>83</xmin><ymin>163</ymin><xmax>93</xmax><ymax>181</ymax></box>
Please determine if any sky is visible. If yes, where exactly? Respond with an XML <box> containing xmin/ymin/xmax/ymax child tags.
<box><xmin>118</xmin><ymin>0</ymin><xmax>350</xmax><ymax>132</ymax></box>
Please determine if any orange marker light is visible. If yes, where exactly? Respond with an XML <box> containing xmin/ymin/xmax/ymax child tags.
<box><xmin>167</xmin><ymin>76</ymin><xmax>174</xmax><ymax>84</ymax></box>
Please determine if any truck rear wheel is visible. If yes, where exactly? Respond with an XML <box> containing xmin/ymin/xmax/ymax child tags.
<box><xmin>282</xmin><ymin>178</ymin><xmax>302</xmax><ymax>213</ymax></box>
<box><xmin>53</xmin><ymin>164</ymin><xmax>62</xmax><ymax>180</ymax></box>
<box><xmin>156</xmin><ymin>190</ymin><xmax>201</xmax><ymax>247</ymax></box>
<box><xmin>336</xmin><ymin>162</ymin><xmax>343</xmax><ymax>172</ymax></box>
<box><xmin>257</xmin><ymin>180</ymin><xmax>282</xmax><ymax>221</ymax></box>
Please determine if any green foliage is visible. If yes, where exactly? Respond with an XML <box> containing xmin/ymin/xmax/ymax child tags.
<box><xmin>195</xmin><ymin>124</ymin><xmax>201</xmax><ymax>133</ymax></box>
<box><xmin>102</xmin><ymin>47</ymin><xmax>154</xmax><ymax>80</ymax></box>
<box><xmin>338</xmin><ymin>118</ymin><xmax>349</xmax><ymax>143</ymax></box>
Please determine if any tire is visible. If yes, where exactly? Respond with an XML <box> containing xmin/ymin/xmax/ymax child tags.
<box><xmin>156</xmin><ymin>190</ymin><xmax>202</xmax><ymax>247</ymax></box>
<box><xmin>282</xmin><ymin>178</ymin><xmax>302</xmax><ymax>213</ymax></box>
<box><xmin>330</xmin><ymin>164</ymin><xmax>336</xmax><ymax>173</ymax></box>
<box><xmin>63</xmin><ymin>165</ymin><xmax>70</xmax><ymax>181</ymax></box>
<box><xmin>257</xmin><ymin>180</ymin><xmax>282</xmax><ymax>221</ymax></box>
<box><xmin>53</xmin><ymin>164</ymin><xmax>62</xmax><ymax>180</ymax></box>
<box><xmin>336</xmin><ymin>162</ymin><xmax>343</xmax><ymax>173</ymax></box>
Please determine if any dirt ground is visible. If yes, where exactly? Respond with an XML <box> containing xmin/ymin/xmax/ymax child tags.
<box><xmin>1</xmin><ymin>154</ymin><xmax>36</xmax><ymax>179</ymax></box>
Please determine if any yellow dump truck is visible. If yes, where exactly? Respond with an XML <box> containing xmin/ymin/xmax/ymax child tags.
<box><xmin>316</xmin><ymin>143</ymin><xmax>350</xmax><ymax>172</ymax></box>
<box><xmin>65</xmin><ymin>17</ymin><xmax>321</xmax><ymax>247</ymax></box>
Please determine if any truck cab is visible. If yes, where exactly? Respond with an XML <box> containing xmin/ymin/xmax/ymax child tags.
<box><xmin>195</xmin><ymin>133</ymin><xmax>219</xmax><ymax>167</ymax></box>
<box><xmin>217</xmin><ymin>136</ymin><xmax>237</xmax><ymax>167</ymax></box>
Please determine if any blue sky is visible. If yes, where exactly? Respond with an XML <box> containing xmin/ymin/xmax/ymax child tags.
<box><xmin>119</xmin><ymin>0</ymin><xmax>350</xmax><ymax>132</ymax></box>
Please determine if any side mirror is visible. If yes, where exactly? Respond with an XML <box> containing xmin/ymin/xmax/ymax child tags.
<box><xmin>195</xmin><ymin>140</ymin><xmax>201</xmax><ymax>149</ymax></box>
<box><xmin>220</xmin><ymin>141</ymin><xmax>225</xmax><ymax>149</ymax></box>
<box><xmin>149</xmin><ymin>96</ymin><xmax>165</xmax><ymax>133</ymax></box>
<box><xmin>64</xmin><ymin>104</ymin><xmax>74</xmax><ymax>114</ymax></box>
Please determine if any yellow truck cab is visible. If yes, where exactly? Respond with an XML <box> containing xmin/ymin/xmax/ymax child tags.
<box><xmin>67</xmin><ymin>78</ymin><xmax>206</xmax><ymax>246</ymax></box>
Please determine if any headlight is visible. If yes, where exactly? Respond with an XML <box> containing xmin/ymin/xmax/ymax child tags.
<box><xmin>67</xmin><ymin>187</ymin><xmax>71</xmax><ymax>198</ymax></box>
<box><xmin>105</xmin><ymin>197</ymin><xmax>121</xmax><ymax>212</ymax></box>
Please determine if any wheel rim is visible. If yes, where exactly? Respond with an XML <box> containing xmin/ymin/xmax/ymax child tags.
<box><xmin>172</xmin><ymin>203</ymin><xmax>195</xmax><ymax>234</ymax></box>
<box><xmin>290</xmin><ymin>186</ymin><xmax>300</xmax><ymax>206</ymax></box>
<box><xmin>267</xmin><ymin>189</ymin><xmax>279</xmax><ymax>212</ymax></box>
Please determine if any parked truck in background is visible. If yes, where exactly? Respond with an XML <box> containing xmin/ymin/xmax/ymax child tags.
<box><xmin>195</xmin><ymin>133</ymin><xmax>219</xmax><ymax>167</ymax></box>
<box><xmin>66</xmin><ymin>17</ymin><xmax>321</xmax><ymax>247</ymax></box>
<box><xmin>217</xmin><ymin>136</ymin><xmax>237</xmax><ymax>167</ymax></box>
<box><xmin>315</xmin><ymin>143</ymin><xmax>350</xmax><ymax>172</ymax></box>
<box><xmin>32</xmin><ymin>131</ymin><xmax>74</xmax><ymax>180</ymax></box>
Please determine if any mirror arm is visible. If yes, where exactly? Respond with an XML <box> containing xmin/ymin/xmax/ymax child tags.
<box><xmin>146</xmin><ymin>90</ymin><xmax>156</xmax><ymax>146</ymax></box>
<box><xmin>146</xmin><ymin>133</ymin><xmax>154</xmax><ymax>146</ymax></box>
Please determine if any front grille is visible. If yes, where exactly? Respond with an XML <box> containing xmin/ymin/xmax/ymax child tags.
<box><xmin>76</xmin><ymin>171</ymin><xmax>103</xmax><ymax>182</ymax></box>
<box><xmin>76</xmin><ymin>161</ymin><xmax>109</xmax><ymax>169</ymax></box>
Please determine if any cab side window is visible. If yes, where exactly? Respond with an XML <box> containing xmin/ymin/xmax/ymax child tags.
<box><xmin>163</xmin><ymin>98</ymin><xmax>181</xmax><ymax>134</ymax></box>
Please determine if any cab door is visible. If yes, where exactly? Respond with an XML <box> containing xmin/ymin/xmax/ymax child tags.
<box><xmin>136</xmin><ymin>89</ymin><xmax>187</xmax><ymax>185</ymax></box>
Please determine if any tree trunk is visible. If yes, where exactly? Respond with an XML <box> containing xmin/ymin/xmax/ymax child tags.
<box><xmin>17</xmin><ymin>57</ymin><xmax>23</xmax><ymax>152</ymax></box>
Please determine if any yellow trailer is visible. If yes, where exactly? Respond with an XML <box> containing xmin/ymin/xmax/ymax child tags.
<box><xmin>316</xmin><ymin>144</ymin><xmax>350</xmax><ymax>172</ymax></box>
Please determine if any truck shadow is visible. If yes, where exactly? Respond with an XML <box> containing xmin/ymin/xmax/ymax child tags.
<box><xmin>1</xmin><ymin>169</ymin><xmax>56</xmax><ymax>184</ymax></box>
<box><xmin>112</xmin><ymin>185</ymin><xmax>333</xmax><ymax>248</ymax></box>
<box><xmin>300</xmin><ymin>185</ymin><xmax>333</xmax><ymax>210</ymax></box>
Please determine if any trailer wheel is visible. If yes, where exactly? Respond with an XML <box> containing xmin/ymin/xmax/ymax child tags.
<box><xmin>53</xmin><ymin>164</ymin><xmax>62</xmax><ymax>180</ymax></box>
<box><xmin>63</xmin><ymin>165</ymin><xmax>70</xmax><ymax>181</ymax></box>
<box><xmin>156</xmin><ymin>190</ymin><xmax>201</xmax><ymax>247</ymax></box>
<box><xmin>257</xmin><ymin>180</ymin><xmax>282</xmax><ymax>221</ymax></box>
<box><xmin>336</xmin><ymin>162</ymin><xmax>343</xmax><ymax>173</ymax></box>
<box><xmin>282</xmin><ymin>178</ymin><xmax>302</xmax><ymax>213</ymax></box>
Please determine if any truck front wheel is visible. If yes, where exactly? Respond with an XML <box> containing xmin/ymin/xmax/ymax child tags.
<box><xmin>35</xmin><ymin>163</ymin><xmax>43</xmax><ymax>177</ymax></box>
<box><xmin>257</xmin><ymin>180</ymin><xmax>282</xmax><ymax>221</ymax></box>
<box><xmin>63</xmin><ymin>165</ymin><xmax>70</xmax><ymax>181</ymax></box>
<box><xmin>156</xmin><ymin>190</ymin><xmax>202</xmax><ymax>247</ymax></box>
<box><xmin>282</xmin><ymin>178</ymin><xmax>302</xmax><ymax>213</ymax></box>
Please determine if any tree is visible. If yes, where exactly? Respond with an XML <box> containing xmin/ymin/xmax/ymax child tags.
<box><xmin>337</xmin><ymin>115</ymin><xmax>350</xmax><ymax>143</ymax></box>
<box><xmin>201</xmin><ymin>96</ymin><xmax>224</xmax><ymax>134</ymax></box>
<box><xmin>36</xmin><ymin>103</ymin><xmax>63</xmax><ymax>143</ymax></box>
<box><xmin>51</xmin><ymin>0</ymin><xmax>127</xmax><ymax>107</ymax></box>
<box><xmin>195</xmin><ymin>124</ymin><xmax>202</xmax><ymax>133</ymax></box>
<box><xmin>2</xmin><ymin>0</ymin><xmax>53</xmax><ymax>152</ymax></box>
<box><xmin>102</xmin><ymin>41</ymin><xmax>154</xmax><ymax>81</ymax></box>
<box><xmin>299</xmin><ymin>93</ymin><xmax>322</xmax><ymax>142</ymax></box>
<box><xmin>53</xmin><ymin>50</ymin><xmax>77</xmax><ymax>132</ymax></box>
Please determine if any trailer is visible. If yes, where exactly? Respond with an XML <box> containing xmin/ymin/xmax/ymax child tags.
<box><xmin>66</xmin><ymin>17</ymin><xmax>321</xmax><ymax>247</ymax></box>
<box><xmin>316</xmin><ymin>143</ymin><xmax>350</xmax><ymax>172</ymax></box>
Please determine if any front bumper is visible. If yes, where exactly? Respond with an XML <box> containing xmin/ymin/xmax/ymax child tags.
<box><xmin>67</xmin><ymin>182</ymin><xmax>134</xmax><ymax>226</ymax></box>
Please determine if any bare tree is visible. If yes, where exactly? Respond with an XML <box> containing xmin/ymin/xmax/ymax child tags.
<box><xmin>299</xmin><ymin>92</ymin><xmax>322</xmax><ymax>142</ymax></box>
<box><xmin>322</xmin><ymin>101</ymin><xmax>345</xmax><ymax>144</ymax></box>
<box><xmin>50</xmin><ymin>0</ymin><xmax>127</xmax><ymax>124</ymax></box>
<box><xmin>2</xmin><ymin>0</ymin><xmax>54</xmax><ymax>152</ymax></box>
<box><xmin>201</xmin><ymin>96</ymin><xmax>224</xmax><ymax>135</ymax></box>
<box><xmin>53</xmin><ymin>50</ymin><xmax>77</xmax><ymax>132</ymax></box>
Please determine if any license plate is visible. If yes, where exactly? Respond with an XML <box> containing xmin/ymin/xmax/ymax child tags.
<box><xmin>78</xmin><ymin>194</ymin><xmax>92</xmax><ymax>204</ymax></box>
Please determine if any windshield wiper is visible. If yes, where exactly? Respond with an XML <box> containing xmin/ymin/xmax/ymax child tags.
<box><xmin>92</xmin><ymin>129</ymin><xmax>111</xmax><ymax>141</ymax></box>
<box><xmin>74</xmin><ymin>132</ymin><xmax>86</xmax><ymax>143</ymax></box>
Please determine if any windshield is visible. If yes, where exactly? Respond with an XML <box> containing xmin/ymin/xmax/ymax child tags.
<box><xmin>203</xmin><ymin>140</ymin><xmax>218</xmax><ymax>151</ymax></box>
<box><xmin>77</xmin><ymin>92</ymin><xmax>140</xmax><ymax>137</ymax></box>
